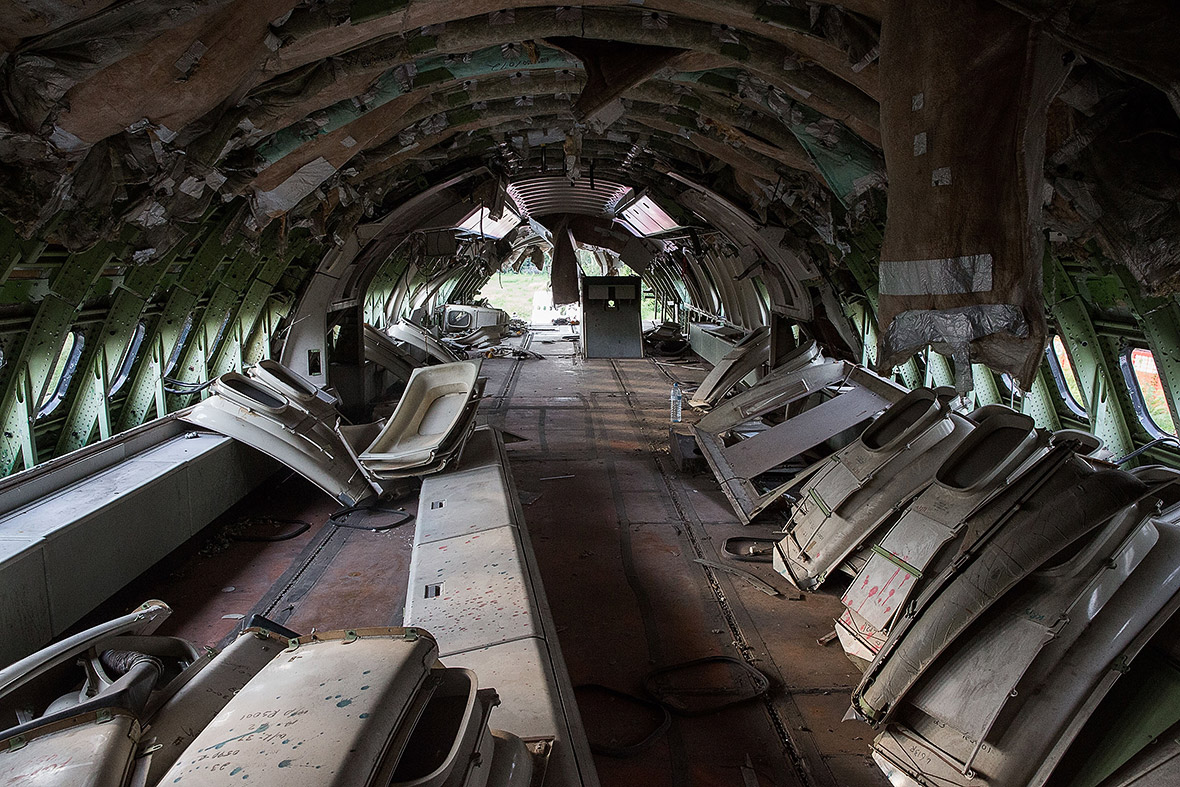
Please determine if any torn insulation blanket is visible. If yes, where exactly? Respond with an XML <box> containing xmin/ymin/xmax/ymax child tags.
<box><xmin>997</xmin><ymin>0</ymin><xmax>1180</xmax><ymax>118</ymax></box>
<box><xmin>1049</xmin><ymin>90</ymin><xmax>1180</xmax><ymax>296</ymax></box>
<box><xmin>786</xmin><ymin>119</ymin><xmax>885</xmax><ymax>208</ymax></box>
<box><xmin>875</xmin><ymin>0</ymin><xmax>1070</xmax><ymax>389</ymax></box>
<box><xmin>2</xmin><ymin>0</ymin><xmax>241</xmax><ymax>131</ymax></box>
<box><xmin>551</xmin><ymin>218</ymin><xmax>580</xmax><ymax>305</ymax></box>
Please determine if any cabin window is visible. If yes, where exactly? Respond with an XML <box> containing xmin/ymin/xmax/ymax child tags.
<box><xmin>619</xmin><ymin>195</ymin><xmax>681</xmax><ymax>236</ymax></box>
<box><xmin>455</xmin><ymin>206</ymin><xmax>521</xmax><ymax>239</ymax></box>
<box><xmin>163</xmin><ymin>313</ymin><xmax>195</xmax><ymax>377</ymax></box>
<box><xmin>109</xmin><ymin>322</ymin><xmax>147</xmax><ymax>397</ymax></box>
<box><xmin>997</xmin><ymin>372</ymin><xmax>1024</xmax><ymax>405</ymax></box>
<box><xmin>208</xmin><ymin>309</ymin><xmax>235</xmax><ymax>357</ymax></box>
<box><xmin>1121</xmin><ymin>347</ymin><xmax>1176</xmax><ymax>437</ymax></box>
<box><xmin>1047</xmin><ymin>336</ymin><xmax>1087</xmax><ymax>418</ymax></box>
<box><xmin>37</xmin><ymin>330</ymin><xmax>85</xmax><ymax>419</ymax></box>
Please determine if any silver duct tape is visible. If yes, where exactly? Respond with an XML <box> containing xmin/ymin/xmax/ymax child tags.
<box><xmin>178</xmin><ymin>176</ymin><xmax>205</xmax><ymax>198</ymax></box>
<box><xmin>879</xmin><ymin>253</ymin><xmax>993</xmax><ymax>296</ymax></box>
<box><xmin>251</xmin><ymin>156</ymin><xmax>337</xmax><ymax>218</ymax></box>
<box><xmin>173</xmin><ymin>39</ymin><xmax>207</xmax><ymax>76</ymax></box>
<box><xmin>885</xmin><ymin>303</ymin><xmax>1028</xmax><ymax>392</ymax></box>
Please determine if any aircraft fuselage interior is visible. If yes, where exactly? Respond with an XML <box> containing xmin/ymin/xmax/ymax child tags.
<box><xmin>0</xmin><ymin>2</ymin><xmax>1179</xmax><ymax>786</ymax></box>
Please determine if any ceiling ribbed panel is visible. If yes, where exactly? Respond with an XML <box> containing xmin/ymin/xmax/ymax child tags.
<box><xmin>506</xmin><ymin>177</ymin><xmax>632</xmax><ymax>219</ymax></box>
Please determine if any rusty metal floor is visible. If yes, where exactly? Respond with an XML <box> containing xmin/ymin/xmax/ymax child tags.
<box><xmin>80</xmin><ymin>346</ymin><xmax>887</xmax><ymax>787</ymax></box>
<box><xmin>480</xmin><ymin>351</ymin><xmax>887</xmax><ymax>787</ymax></box>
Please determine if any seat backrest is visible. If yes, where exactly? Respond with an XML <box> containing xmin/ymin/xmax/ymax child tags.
<box><xmin>253</xmin><ymin>359</ymin><xmax>320</xmax><ymax>399</ymax></box>
<box><xmin>860</xmin><ymin>387</ymin><xmax>943</xmax><ymax>451</ymax></box>
<box><xmin>935</xmin><ymin>408</ymin><xmax>1038</xmax><ymax>491</ymax></box>
<box><xmin>362</xmin><ymin>360</ymin><xmax>481</xmax><ymax>457</ymax></box>
<box><xmin>214</xmin><ymin>373</ymin><xmax>288</xmax><ymax>413</ymax></box>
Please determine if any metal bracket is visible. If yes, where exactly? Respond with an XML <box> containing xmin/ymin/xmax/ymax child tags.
<box><xmin>523</xmin><ymin>737</ymin><xmax>554</xmax><ymax>787</ymax></box>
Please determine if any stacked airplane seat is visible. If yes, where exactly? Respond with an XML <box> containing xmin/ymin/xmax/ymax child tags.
<box><xmin>183</xmin><ymin>359</ymin><xmax>484</xmax><ymax>504</ymax></box>
<box><xmin>774</xmin><ymin>387</ymin><xmax>975</xmax><ymax>591</ymax></box>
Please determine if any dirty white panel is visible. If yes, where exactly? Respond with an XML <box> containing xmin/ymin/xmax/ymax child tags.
<box><xmin>0</xmin><ymin>432</ymin><xmax>273</xmax><ymax>659</ymax></box>
<box><xmin>144</xmin><ymin>632</ymin><xmax>288</xmax><ymax>785</ymax></box>
<box><xmin>724</xmin><ymin>385</ymin><xmax>890</xmax><ymax>480</ymax></box>
<box><xmin>909</xmin><ymin>614</ymin><xmax>1050</xmax><ymax>741</ymax></box>
<box><xmin>0</xmin><ymin>433</ymin><xmax>228</xmax><ymax>540</ymax></box>
<box><xmin>161</xmin><ymin>635</ymin><xmax>434</xmax><ymax>785</ymax></box>
<box><xmin>406</xmin><ymin>425</ymin><xmax>599</xmax><ymax>787</ymax></box>
<box><xmin>878</xmin><ymin>509</ymin><xmax>954</xmax><ymax>567</ymax></box>
<box><xmin>408</xmin><ymin>525</ymin><xmax>541</xmax><ymax>657</ymax></box>
<box><xmin>1053</xmin><ymin>520</ymin><xmax>1159</xmax><ymax>630</ymax></box>
<box><xmin>42</xmin><ymin>463</ymin><xmax>190</xmax><ymax>629</ymax></box>
<box><xmin>186</xmin><ymin>438</ymin><xmax>277</xmax><ymax>534</ymax></box>
<box><xmin>805</xmin><ymin>462</ymin><xmax>860</xmax><ymax>519</ymax></box>
<box><xmin>0</xmin><ymin>538</ymin><xmax>52</xmax><ymax>666</ymax></box>
<box><xmin>417</xmin><ymin>465</ymin><xmax>515</xmax><ymax>544</ymax></box>
<box><xmin>452</xmin><ymin>636</ymin><xmax>564</xmax><ymax>739</ymax></box>
<box><xmin>0</xmin><ymin>419</ymin><xmax>193</xmax><ymax>518</ymax></box>
<box><xmin>0</xmin><ymin>712</ymin><xmax>139</xmax><ymax>786</ymax></box>
<box><xmin>841</xmin><ymin>510</ymin><xmax>957</xmax><ymax>634</ymax></box>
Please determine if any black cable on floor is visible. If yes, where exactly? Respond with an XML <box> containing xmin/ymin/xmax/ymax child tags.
<box><xmin>573</xmin><ymin>683</ymin><xmax>672</xmax><ymax>758</ymax></box>
<box><xmin>328</xmin><ymin>500</ymin><xmax>415</xmax><ymax>531</ymax></box>
<box><xmin>643</xmin><ymin>655</ymin><xmax>771</xmax><ymax>716</ymax></box>
<box><xmin>229</xmin><ymin>518</ymin><xmax>311</xmax><ymax>542</ymax></box>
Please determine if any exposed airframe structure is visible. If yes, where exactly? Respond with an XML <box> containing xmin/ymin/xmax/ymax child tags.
<box><xmin>0</xmin><ymin>2</ymin><xmax>1179</xmax><ymax>786</ymax></box>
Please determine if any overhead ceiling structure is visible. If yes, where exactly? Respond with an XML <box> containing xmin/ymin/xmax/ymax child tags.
<box><xmin>0</xmin><ymin>0</ymin><xmax>1177</xmax><ymax>473</ymax></box>
<box><xmin>506</xmin><ymin>176</ymin><xmax>632</xmax><ymax>219</ymax></box>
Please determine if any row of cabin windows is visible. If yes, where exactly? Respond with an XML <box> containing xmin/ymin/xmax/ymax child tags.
<box><xmin>1045</xmin><ymin>336</ymin><xmax>1176</xmax><ymax>437</ymax></box>
<box><xmin>29</xmin><ymin>317</ymin><xmax>1180</xmax><ymax>445</ymax></box>
<box><xmin>36</xmin><ymin>321</ymin><xmax>157</xmax><ymax>420</ymax></box>
<box><xmin>894</xmin><ymin>335</ymin><xmax>1176</xmax><ymax>441</ymax></box>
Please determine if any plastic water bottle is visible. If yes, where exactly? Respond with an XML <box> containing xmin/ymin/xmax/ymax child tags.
<box><xmin>670</xmin><ymin>382</ymin><xmax>683</xmax><ymax>423</ymax></box>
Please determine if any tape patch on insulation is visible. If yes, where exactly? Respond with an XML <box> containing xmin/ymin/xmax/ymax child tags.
<box><xmin>879</xmin><ymin>254</ymin><xmax>993</xmax><ymax>296</ymax></box>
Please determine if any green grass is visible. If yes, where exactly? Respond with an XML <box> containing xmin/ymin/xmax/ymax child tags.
<box><xmin>476</xmin><ymin>272</ymin><xmax>552</xmax><ymax>319</ymax></box>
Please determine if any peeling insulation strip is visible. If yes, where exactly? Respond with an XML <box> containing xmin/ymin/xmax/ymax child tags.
<box><xmin>252</xmin><ymin>157</ymin><xmax>337</xmax><ymax>219</ymax></box>
<box><xmin>551</xmin><ymin>221</ymin><xmax>580</xmax><ymax>306</ymax></box>
<box><xmin>875</xmin><ymin>0</ymin><xmax>1070</xmax><ymax>385</ymax></box>
<box><xmin>257</xmin><ymin>44</ymin><xmax>575</xmax><ymax>165</ymax></box>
